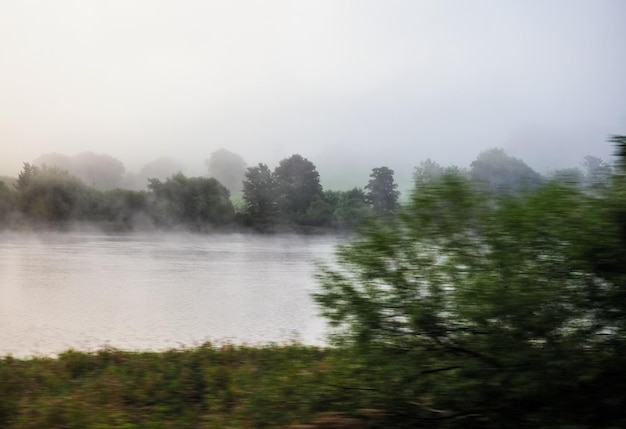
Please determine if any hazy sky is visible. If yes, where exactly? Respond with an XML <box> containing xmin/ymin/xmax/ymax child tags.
<box><xmin>1</xmin><ymin>0</ymin><xmax>625</xmax><ymax>189</ymax></box>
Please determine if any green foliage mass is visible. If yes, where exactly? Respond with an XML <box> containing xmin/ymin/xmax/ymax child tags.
<box><xmin>315</xmin><ymin>166</ymin><xmax>626</xmax><ymax>427</ymax></box>
<box><xmin>242</xmin><ymin>163</ymin><xmax>277</xmax><ymax>228</ymax></box>
<box><xmin>16</xmin><ymin>164</ymin><xmax>99</xmax><ymax>224</ymax></box>
<box><xmin>0</xmin><ymin>344</ymin><xmax>345</xmax><ymax>429</ymax></box>
<box><xmin>148</xmin><ymin>173</ymin><xmax>235</xmax><ymax>229</ymax></box>
<box><xmin>273</xmin><ymin>154</ymin><xmax>324</xmax><ymax>223</ymax></box>
<box><xmin>365</xmin><ymin>166</ymin><xmax>400</xmax><ymax>215</ymax></box>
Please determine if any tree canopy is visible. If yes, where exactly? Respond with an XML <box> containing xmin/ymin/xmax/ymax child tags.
<box><xmin>315</xmin><ymin>164</ymin><xmax>626</xmax><ymax>427</ymax></box>
<box><xmin>34</xmin><ymin>152</ymin><xmax>125</xmax><ymax>190</ymax></box>
<box><xmin>470</xmin><ymin>148</ymin><xmax>543</xmax><ymax>193</ymax></box>
<box><xmin>148</xmin><ymin>173</ymin><xmax>234</xmax><ymax>228</ymax></box>
<box><xmin>365</xmin><ymin>166</ymin><xmax>399</xmax><ymax>215</ymax></box>
<box><xmin>242</xmin><ymin>163</ymin><xmax>277</xmax><ymax>227</ymax></box>
<box><xmin>273</xmin><ymin>154</ymin><xmax>324</xmax><ymax>222</ymax></box>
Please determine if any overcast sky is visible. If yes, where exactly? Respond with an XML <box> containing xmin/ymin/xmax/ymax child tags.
<box><xmin>1</xmin><ymin>0</ymin><xmax>625</xmax><ymax>189</ymax></box>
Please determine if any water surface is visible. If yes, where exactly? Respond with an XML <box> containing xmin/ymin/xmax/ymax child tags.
<box><xmin>0</xmin><ymin>232</ymin><xmax>341</xmax><ymax>357</ymax></box>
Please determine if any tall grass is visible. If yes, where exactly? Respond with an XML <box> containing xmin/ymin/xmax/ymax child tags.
<box><xmin>0</xmin><ymin>343</ymin><xmax>375</xmax><ymax>429</ymax></box>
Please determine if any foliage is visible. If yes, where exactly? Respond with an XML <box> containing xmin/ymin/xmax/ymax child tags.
<box><xmin>97</xmin><ymin>189</ymin><xmax>153</xmax><ymax>230</ymax></box>
<box><xmin>413</xmin><ymin>159</ymin><xmax>446</xmax><ymax>184</ymax></box>
<box><xmin>0</xmin><ymin>181</ymin><xmax>16</xmax><ymax>224</ymax></box>
<box><xmin>148</xmin><ymin>173</ymin><xmax>234</xmax><ymax>228</ymax></box>
<box><xmin>34</xmin><ymin>152</ymin><xmax>126</xmax><ymax>190</ymax></box>
<box><xmin>273</xmin><ymin>154</ymin><xmax>324</xmax><ymax>223</ymax></box>
<box><xmin>547</xmin><ymin>167</ymin><xmax>585</xmax><ymax>187</ymax></box>
<box><xmin>365</xmin><ymin>166</ymin><xmax>399</xmax><ymax>215</ymax></box>
<box><xmin>132</xmin><ymin>157</ymin><xmax>184</xmax><ymax>190</ymax></box>
<box><xmin>470</xmin><ymin>148</ymin><xmax>543</xmax><ymax>193</ymax></box>
<box><xmin>582</xmin><ymin>155</ymin><xmax>612</xmax><ymax>189</ymax></box>
<box><xmin>326</xmin><ymin>188</ymin><xmax>372</xmax><ymax>230</ymax></box>
<box><xmin>205</xmin><ymin>148</ymin><xmax>247</xmax><ymax>195</ymax></box>
<box><xmin>242</xmin><ymin>163</ymin><xmax>277</xmax><ymax>227</ymax></box>
<box><xmin>315</xmin><ymin>170</ymin><xmax>626</xmax><ymax>427</ymax></box>
<box><xmin>413</xmin><ymin>159</ymin><xmax>467</xmax><ymax>185</ymax></box>
<box><xmin>15</xmin><ymin>162</ymin><xmax>40</xmax><ymax>192</ymax></box>
<box><xmin>0</xmin><ymin>344</ymin><xmax>374</xmax><ymax>429</ymax></box>
<box><xmin>4</xmin><ymin>145</ymin><xmax>616</xmax><ymax>233</ymax></box>
<box><xmin>16</xmin><ymin>165</ymin><xmax>97</xmax><ymax>224</ymax></box>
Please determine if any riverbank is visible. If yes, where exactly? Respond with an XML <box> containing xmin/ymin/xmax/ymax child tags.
<box><xmin>0</xmin><ymin>343</ymin><xmax>380</xmax><ymax>429</ymax></box>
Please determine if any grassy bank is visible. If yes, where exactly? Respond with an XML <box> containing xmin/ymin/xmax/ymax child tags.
<box><xmin>0</xmin><ymin>344</ymin><xmax>384</xmax><ymax>429</ymax></box>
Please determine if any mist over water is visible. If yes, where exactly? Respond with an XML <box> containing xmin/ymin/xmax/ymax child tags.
<box><xmin>0</xmin><ymin>232</ymin><xmax>341</xmax><ymax>357</ymax></box>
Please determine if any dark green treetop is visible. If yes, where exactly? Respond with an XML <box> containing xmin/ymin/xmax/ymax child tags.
<box><xmin>365</xmin><ymin>166</ymin><xmax>399</xmax><ymax>215</ymax></box>
<box><xmin>273</xmin><ymin>154</ymin><xmax>323</xmax><ymax>222</ymax></box>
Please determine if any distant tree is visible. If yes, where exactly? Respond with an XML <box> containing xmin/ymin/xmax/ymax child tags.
<box><xmin>365</xmin><ymin>167</ymin><xmax>399</xmax><ymax>215</ymax></box>
<box><xmin>0</xmin><ymin>181</ymin><xmax>16</xmax><ymax>223</ymax></box>
<box><xmin>242</xmin><ymin>163</ymin><xmax>277</xmax><ymax>226</ymax></box>
<box><xmin>300</xmin><ymin>194</ymin><xmax>335</xmax><ymax>227</ymax></box>
<box><xmin>470</xmin><ymin>148</ymin><xmax>543</xmax><ymax>193</ymax></box>
<box><xmin>582</xmin><ymin>155</ymin><xmax>612</xmax><ymax>189</ymax></box>
<box><xmin>72</xmin><ymin>152</ymin><xmax>125</xmax><ymax>190</ymax></box>
<box><xmin>17</xmin><ymin>165</ymin><xmax>95</xmax><ymax>223</ymax></box>
<box><xmin>34</xmin><ymin>152</ymin><xmax>125</xmax><ymax>190</ymax></box>
<box><xmin>148</xmin><ymin>173</ymin><xmax>234</xmax><ymax>227</ymax></box>
<box><xmin>413</xmin><ymin>159</ymin><xmax>446</xmax><ymax>184</ymax></box>
<box><xmin>32</xmin><ymin>153</ymin><xmax>72</xmax><ymax>173</ymax></box>
<box><xmin>329</xmin><ymin>187</ymin><xmax>371</xmax><ymax>229</ymax></box>
<box><xmin>273</xmin><ymin>154</ymin><xmax>323</xmax><ymax>222</ymax></box>
<box><xmin>549</xmin><ymin>167</ymin><xmax>585</xmax><ymax>187</ymax></box>
<box><xmin>134</xmin><ymin>157</ymin><xmax>184</xmax><ymax>189</ymax></box>
<box><xmin>15</xmin><ymin>162</ymin><xmax>40</xmax><ymax>192</ymax></box>
<box><xmin>205</xmin><ymin>149</ymin><xmax>247</xmax><ymax>195</ymax></box>
<box><xmin>99</xmin><ymin>189</ymin><xmax>152</xmax><ymax>230</ymax></box>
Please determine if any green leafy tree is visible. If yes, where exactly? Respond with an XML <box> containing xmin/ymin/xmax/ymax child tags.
<box><xmin>15</xmin><ymin>162</ymin><xmax>40</xmax><ymax>192</ymax></box>
<box><xmin>316</xmin><ymin>168</ymin><xmax>626</xmax><ymax>427</ymax></box>
<box><xmin>413</xmin><ymin>159</ymin><xmax>468</xmax><ymax>187</ymax></box>
<box><xmin>98</xmin><ymin>189</ymin><xmax>152</xmax><ymax>230</ymax></box>
<box><xmin>412</xmin><ymin>159</ymin><xmax>446</xmax><ymax>184</ymax></box>
<box><xmin>365</xmin><ymin>166</ymin><xmax>399</xmax><ymax>215</ymax></box>
<box><xmin>242</xmin><ymin>163</ymin><xmax>277</xmax><ymax>226</ymax></box>
<box><xmin>148</xmin><ymin>173</ymin><xmax>234</xmax><ymax>227</ymax></box>
<box><xmin>328</xmin><ymin>187</ymin><xmax>371</xmax><ymax>229</ymax></box>
<box><xmin>273</xmin><ymin>154</ymin><xmax>323</xmax><ymax>223</ymax></box>
<box><xmin>17</xmin><ymin>165</ymin><xmax>96</xmax><ymax>223</ymax></box>
<box><xmin>300</xmin><ymin>195</ymin><xmax>335</xmax><ymax>227</ymax></box>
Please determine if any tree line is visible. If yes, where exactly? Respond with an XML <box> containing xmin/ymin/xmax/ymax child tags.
<box><xmin>0</xmin><ymin>153</ymin><xmax>400</xmax><ymax>231</ymax></box>
<box><xmin>0</xmin><ymin>145</ymin><xmax>613</xmax><ymax>232</ymax></box>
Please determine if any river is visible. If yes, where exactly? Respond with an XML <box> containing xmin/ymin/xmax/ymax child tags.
<box><xmin>0</xmin><ymin>232</ymin><xmax>343</xmax><ymax>357</ymax></box>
